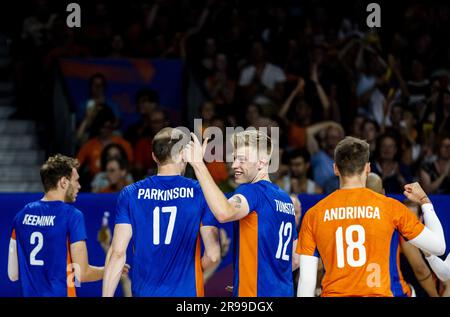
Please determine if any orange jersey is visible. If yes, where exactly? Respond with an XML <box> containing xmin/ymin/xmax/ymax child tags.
<box><xmin>297</xmin><ymin>187</ymin><xmax>425</xmax><ymax>297</ymax></box>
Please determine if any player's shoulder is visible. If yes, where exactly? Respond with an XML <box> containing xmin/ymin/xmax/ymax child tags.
<box><xmin>119</xmin><ymin>178</ymin><xmax>148</xmax><ymax>196</ymax></box>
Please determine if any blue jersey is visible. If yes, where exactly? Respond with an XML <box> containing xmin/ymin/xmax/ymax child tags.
<box><xmin>115</xmin><ymin>175</ymin><xmax>219</xmax><ymax>297</ymax></box>
<box><xmin>232</xmin><ymin>180</ymin><xmax>295</xmax><ymax>297</ymax></box>
<box><xmin>11</xmin><ymin>200</ymin><xmax>87</xmax><ymax>297</ymax></box>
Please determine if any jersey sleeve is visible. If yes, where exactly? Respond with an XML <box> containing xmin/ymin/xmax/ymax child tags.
<box><xmin>391</xmin><ymin>199</ymin><xmax>425</xmax><ymax>241</ymax></box>
<box><xmin>296</xmin><ymin>208</ymin><xmax>318</xmax><ymax>257</ymax></box>
<box><xmin>68</xmin><ymin>208</ymin><xmax>88</xmax><ymax>244</ymax></box>
<box><xmin>201</xmin><ymin>202</ymin><xmax>220</xmax><ymax>227</ymax></box>
<box><xmin>234</xmin><ymin>184</ymin><xmax>258</xmax><ymax>213</ymax></box>
<box><xmin>115</xmin><ymin>188</ymin><xmax>131</xmax><ymax>224</ymax></box>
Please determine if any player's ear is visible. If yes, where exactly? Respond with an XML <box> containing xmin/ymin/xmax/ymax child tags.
<box><xmin>333</xmin><ymin>163</ymin><xmax>340</xmax><ymax>176</ymax></box>
<box><xmin>152</xmin><ymin>152</ymin><xmax>160</xmax><ymax>165</ymax></box>
<box><xmin>365</xmin><ymin>162</ymin><xmax>371</xmax><ymax>175</ymax></box>
<box><xmin>59</xmin><ymin>177</ymin><xmax>68</xmax><ymax>190</ymax></box>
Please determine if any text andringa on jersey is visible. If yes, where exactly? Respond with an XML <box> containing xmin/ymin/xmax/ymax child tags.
<box><xmin>23</xmin><ymin>214</ymin><xmax>56</xmax><ymax>227</ymax></box>
<box><xmin>323</xmin><ymin>206</ymin><xmax>381</xmax><ymax>222</ymax></box>
<box><xmin>137</xmin><ymin>187</ymin><xmax>194</xmax><ymax>200</ymax></box>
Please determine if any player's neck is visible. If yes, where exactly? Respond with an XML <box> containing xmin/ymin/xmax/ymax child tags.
<box><xmin>252</xmin><ymin>171</ymin><xmax>270</xmax><ymax>183</ymax></box>
<box><xmin>339</xmin><ymin>175</ymin><xmax>366</xmax><ymax>190</ymax></box>
<box><xmin>41</xmin><ymin>191</ymin><xmax>65</xmax><ymax>202</ymax></box>
<box><xmin>157</xmin><ymin>164</ymin><xmax>181</xmax><ymax>176</ymax></box>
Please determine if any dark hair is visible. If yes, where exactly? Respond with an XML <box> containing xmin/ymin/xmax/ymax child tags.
<box><xmin>363</xmin><ymin>118</ymin><xmax>380</xmax><ymax>133</ymax></box>
<box><xmin>152</xmin><ymin>128</ymin><xmax>189</xmax><ymax>164</ymax></box>
<box><xmin>40</xmin><ymin>154</ymin><xmax>79</xmax><ymax>192</ymax></box>
<box><xmin>90</xmin><ymin>106</ymin><xmax>117</xmax><ymax>137</ymax></box>
<box><xmin>436</xmin><ymin>133</ymin><xmax>450</xmax><ymax>154</ymax></box>
<box><xmin>288</xmin><ymin>148</ymin><xmax>310</xmax><ymax>163</ymax></box>
<box><xmin>88</xmin><ymin>73</ymin><xmax>107</xmax><ymax>93</ymax></box>
<box><xmin>246</xmin><ymin>103</ymin><xmax>263</xmax><ymax>115</ymax></box>
<box><xmin>105</xmin><ymin>157</ymin><xmax>128</xmax><ymax>171</ymax></box>
<box><xmin>100</xmin><ymin>143</ymin><xmax>128</xmax><ymax>171</ymax></box>
<box><xmin>136</xmin><ymin>88</ymin><xmax>160</xmax><ymax>104</ymax></box>
<box><xmin>334</xmin><ymin>137</ymin><xmax>370</xmax><ymax>176</ymax></box>
<box><xmin>374</xmin><ymin>132</ymin><xmax>402</xmax><ymax>161</ymax></box>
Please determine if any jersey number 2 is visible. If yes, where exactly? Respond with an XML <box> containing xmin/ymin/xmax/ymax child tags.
<box><xmin>336</xmin><ymin>225</ymin><xmax>366</xmax><ymax>268</ymax></box>
<box><xmin>275</xmin><ymin>221</ymin><xmax>292</xmax><ymax>261</ymax></box>
<box><xmin>153</xmin><ymin>206</ymin><xmax>177</xmax><ymax>245</ymax></box>
<box><xmin>30</xmin><ymin>232</ymin><xmax>44</xmax><ymax>266</ymax></box>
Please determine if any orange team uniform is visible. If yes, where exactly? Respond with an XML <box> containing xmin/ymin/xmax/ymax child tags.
<box><xmin>77</xmin><ymin>136</ymin><xmax>133</xmax><ymax>176</ymax></box>
<box><xmin>297</xmin><ymin>187</ymin><xmax>425</xmax><ymax>297</ymax></box>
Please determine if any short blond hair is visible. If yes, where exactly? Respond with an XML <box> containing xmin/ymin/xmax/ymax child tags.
<box><xmin>231</xmin><ymin>129</ymin><xmax>272</xmax><ymax>158</ymax></box>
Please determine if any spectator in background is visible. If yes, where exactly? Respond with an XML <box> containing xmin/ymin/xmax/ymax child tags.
<box><xmin>125</xmin><ymin>88</ymin><xmax>160</xmax><ymax>146</ymax></box>
<box><xmin>362</xmin><ymin>119</ymin><xmax>380</xmax><ymax>158</ymax></box>
<box><xmin>196</xmin><ymin>101</ymin><xmax>216</xmax><ymax>135</ymax></box>
<box><xmin>98</xmin><ymin>158</ymin><xmax>132</xmax><ymax>193</ymax></box>
<box><xmin>307</xmin><ymin>122</ymin><xmax>345</xmax><ymax>191</ymax></box>
<box><xmin>371</xmin><ymin>133</ymin><xmax>413</xmax><ymax>193</ymax></box>
<box><xmin>133</xmin><ymin>109</ymin><xmax>170</xmax><ymax>179</ymax></box>
<box><xmin>205</xmin><ymin>53</ymin><xmax>236</xmax><ymax>111</ymax></box>
<box><xmin>434</xmin><ymin>88</ymin><xmax>450</xmax><ymax>135</ymax></box>
<box><xmin>420</xmin><ymin>135</ymin><xmax>450</xmax><ymax>194</ymax></box>
<box><xmin>277</xmin><ymin>149</ymin><xmax>322</xmax><ymax>195</ymax></box>
<box><xmin>77</xmin><ymin>73</ymin><xmax>122</xmax><ymax>126</ymax></box>
<box><xmin>204</xmin><ymin>116</ymin><xmax>229</xmax><ymax>186</ymax></box>
<box><xmin>349</xmin><ymin>114</ymin><xmax>366</xmax><ymax>139</ymax></box>
<box><xmin>109</xmin><ymin>33</ymin><xmax>126</xmax><ymax>58</ymax></box>
<box><xmin>76</xmin><ymin>107</ymin><xmax>133</xmax><ymax>189</ymax></box>
<box><xmin>407</xmin><ymin>59</ymin><xmax>431</xmax><ymax>106</ymax></box>
<box><xmin>238</xmin><ymin>40</ymin><xmax>286</xmax><ymax>114</ymax></box>
<box><xmin>245</xmin><ymin>103</ymin><xmax>270</xmax><ymax>128</ymax></box>
<box><xmin>91</xmin><ymin>143</ymin><xmax>134</xmax><ymax>192</ymax></box>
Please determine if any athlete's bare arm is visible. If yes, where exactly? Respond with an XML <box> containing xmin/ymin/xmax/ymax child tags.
<box><xmin>200</xmin><ymin>225</ymin><xmax>221</xmax><ymax>271</ymax></box>
<box><xmin>401</xmin><ymin>240</ymin><xmax>439</xmax><ymax>297</ymax></box>
<box><xmin>7</xmin><ymin>238</ymin><xmax>18</xmax><ymax>282</ymax></box>
<box><xmin>185</xmin><ymin>133</ymin><xmax>251</xmax><ymax>223</ymax></box>
<box><xmin>102</xmin><ymin>224</ymin><xmax>132</xmax><ymax>297</ymax></box>
<box><xmin>70</xmin><ymin>240</ymin><xmax>104</xmax><ymax>283</ymax></box>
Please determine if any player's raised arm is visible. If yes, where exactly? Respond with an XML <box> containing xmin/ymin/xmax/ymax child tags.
<box><xmin>8</xmin><ymin>232</ymin><xmax>18</xmax><ymax>282</ymax></box>
<box><xmin>70</xmin><ymin>241</ymin><xmax>104</xmax><ymax>283</ymax></box>
<box><xmin>403</xmin><ymin>182</ymin><xmax>446</xmax><ymax>256</ymax></box>
<box><xmin>102</xmin><ymin>224</ymin><xmax>132</xmax><ymax>297</ymax></box>
<box><xmin>184</xmin><ymin>133</ymin><xmax>251</xmax><ymax>222</ymax></box>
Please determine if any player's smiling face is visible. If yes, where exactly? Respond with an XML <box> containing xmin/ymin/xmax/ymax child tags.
<box><xmin>231</xmin><ymin>146</ymin><xmax>259</xmax><ymax>184</ymax></box>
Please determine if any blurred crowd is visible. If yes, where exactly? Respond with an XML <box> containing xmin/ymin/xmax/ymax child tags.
<box><xmin>7</xmin><ymin>0</ymin><xmax>450</xmax><ymax>194</ymax></box>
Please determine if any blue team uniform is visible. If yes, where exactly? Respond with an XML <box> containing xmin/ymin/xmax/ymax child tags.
<box><xmin>232</xmin><ymin>180</ymin><xmax>295</xmax><ymax>297</ymax></box>
<box><xmin>115</xmin><ymin>175</ymin><xmax>219</xmax><ymax>297</ymax></box>
<box><xmin>11</xmin><ymin>200</ymin><xmax>87</xmax><ymax>297</ymax></box>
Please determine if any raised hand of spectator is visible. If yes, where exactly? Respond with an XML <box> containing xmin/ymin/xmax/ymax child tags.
<box><xmin>310</xmin><ymin>63</ymin><xmax>319</xmax><ymax>84</ymax></box>
<box><xmin>295</xmin><ymin>77</ymin><xmax>305</xmax><ymax>94</ymax></box>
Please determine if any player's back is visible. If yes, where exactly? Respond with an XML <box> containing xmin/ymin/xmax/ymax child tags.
<box><xmin>12</xmin><ymin>200</ymin><xmax>86</xmax><ymax>297</ymax></box>
<box><xmin>233</xmin><ymin>180</ymin><xmax>295</xmax><ymax>297</ymax></box>
<box><xmin>115</xmin><ymin>175</ymin><xmax>214</xmax><ymax>297</ymax></box>
<box><xmin>297</xmin><ymin>187</ymin><xmax>424</xmax><ymax>297</ymax></box>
